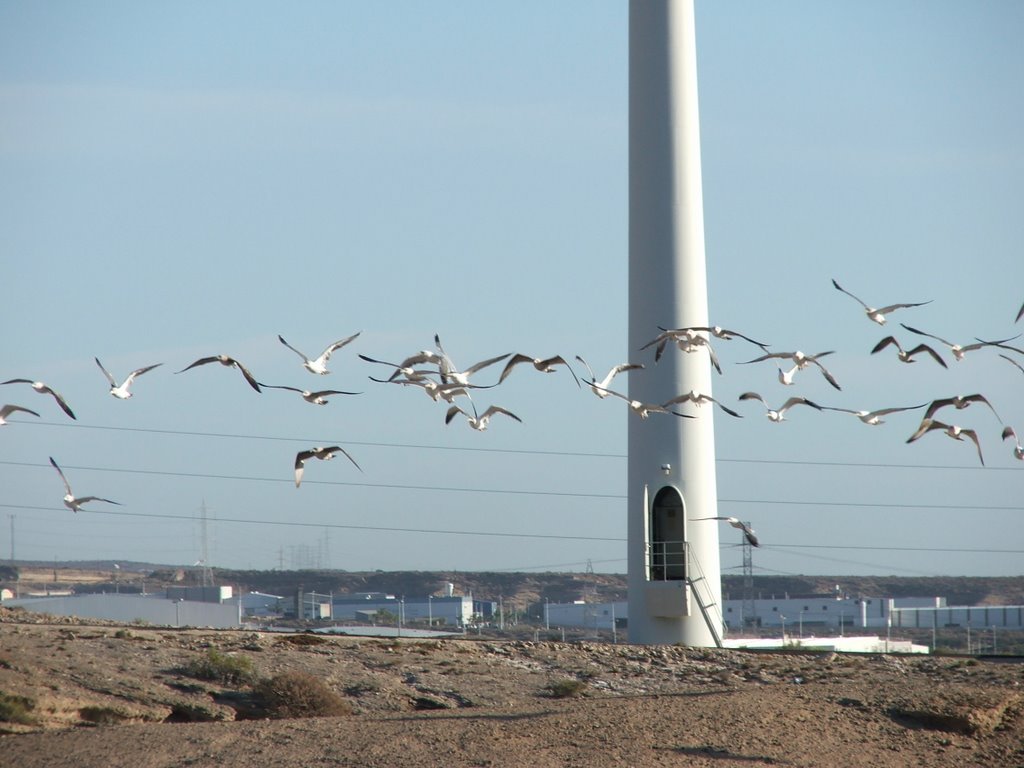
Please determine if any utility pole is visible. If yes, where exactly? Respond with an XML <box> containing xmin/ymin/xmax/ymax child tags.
<box><xmin>8</xmin><ymin>514</ymin><xmax>13</xmax><ymax>562</ymax></box>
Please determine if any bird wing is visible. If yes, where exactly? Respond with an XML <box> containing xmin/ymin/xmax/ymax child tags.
<box><xmin>907</xmin><ymin>344</ymin><xmax>947</xmax><ymax>368</ymax></box>
<box><xmin>811</xmin><ymin>359</ymin><xmax>842</xmax><ymax>390</ymax></box>
<box><xmin>714</xmin><ymin>327</ymin><xmax>770</xmax><ymax>349</ymax></box>
<box><xmin>445</xmin><ymin>404</ymin><xmax>470</xmax><ymax>424</ymax></box>
<box><xmin>900</xmin><ymin>324</ymin><xmax>953</xmax><ymax>348</ymax></box>
<box><xmin>479</xmin><ymin>405</ymin><xmax>522</xmax><ymax>422</ymax></box>
<box><xmin>125</xmin><ymin>363</ymin><xmax>162</xmax><ymax>384</ymax></box>
<box><xmin>0</xmin><ymin>404</ymin><xmax>40</xmax><ymax>419</ymax></box>
<box><xmin>780</xmin><ymin>397</ymin><xmax>821</xmax><ymax>414</ymax></box>
<box><xmin>498</xmin><ymin>354</ymin><xmax>534</xmax><ymax>384</ymax></box>
<box><xmin>463</xmin><ymin>352</ymin><xmax>513</xmax><ymax>376</ymax></box>
<box><xmin>738</xmin><ymin>352</ymin><xmax>786</xmax><ymax>365</ymax></box>
<box><xmin>260</xmin><ymin>383</ymin><xmax>303</xmax><ymax>393</ymax></box>
<box><xmin>44</xmin><ymin>387</ymin><xmax>77</xmax><ymax>419</ymax></box>
<box><xmin>1000</xmin><ymin>354</ymin><xmax>1024</xmax><ymax>375</ymax></box>
<box><xmin>831</xmin><ymin>279</ymin><xmax>870</xmax><ymax>310</ymax></box>
<box><xmin>334</xmin><ymin>446</ymin><xmax>362</xmax><ymax>471</ymax></box>
<box><xmin>906</xmin><ymin>418</ymin><xmax>945</xmax><ymax>443</ymax></box>
<box><xmin>870</xmin><ymin>336</ymin><xmax>901</xmax><ymax>355</ymax></box>
<box><xmin>819</xmin><ymin>405</ymin><xmax>858</xmax><ymax>415</ymax></box>
<box><xmin>640</xmin><ymin>330</ymin><xmax>674</xmax><ymax>351</ymax></box>
<box><xmin>540</xmin><ymin>356</ymin><xmax>580</xmax><ymax>386</ymax></box>
<box><xmin>738</xmin><ymin>391</ymin><xmax>768</xmax><ymax>408</ymax></box>
<box><xmin>310</xmin><ymin>389</ymin><xmax>361</xmax><ymax>397</ymax></box>
<box><xmin>1002</xmin><ymin>426</ymin><xmax>1017</xmax><ymax>442</ymax></box>
<box><xmin>231</xmin><ymin>360</ymin><xmax>262</xmax><ymax>392</ymax></box>
<box><xmin>870</xmin><ymin>403</ymin><xmax>928</xmax><ymax>417</ymax></box>
<box><xmin>0</xmin><ymin>378</ymin><xmax>33</xmax><ymax>385</ymax></box>
<box><xmin>94</xmin><ymin>358</ymin><xmax>117</xmax><ymax>387</ymax></box>
<box><xmin>876</xmin><ymin>300</ymin><xmax>932</xmax><ymax>314</ymax></box>
<box><xmin>75</xmin><ymin>496</ymin><xmax>121</xmax><ymax>506</ymax></box>
<box><xmin>961</xmin><ymin>429</ymin><xmax>985</xmax><ymax>466</ymax></box>
<box><xmin>574</xmin><ymin>355</ymin><xmax>597</xmax><ymax>381</ymax></box>
<box><xmin>589</xmin><ymin>383</ymin><xmax>630</xmax><ymax>403</ymax></box>
<box><xmin>1017</xmin><ymin>301</ymin><xmax>1024</xmax><ymax>323</ymax></box>
<box><xmin>704</xmin><ymin>343</ymin><xmax>722</xmax><ymax>374</ymax></box>
<box><xmin>49</xmin><ymin>456</ymin><xmax>73</xmax><ymax>496</ymax></box>
<box><xmin>964</xmin><ymin>394</ymin><xmax>1001</xmax><ymax>421</ymax></box>
<box><xmin>321</xmin><ymin>332</ymin><xmax>361</xmax><ymax>361</ymax></box>
<box><xmin>278</xmin><ymin>335</ymin><xmax>310</xmax><ymax>362</ymax></box>
<box><xmin>176</xmin><ymin>356</ymin><xmax>220</xmax><ymax>373</ymax></box>
<box><xmin>714</xmin><ymin>400</ymin><xmax>743</xmax><ymax>418</ymax></box>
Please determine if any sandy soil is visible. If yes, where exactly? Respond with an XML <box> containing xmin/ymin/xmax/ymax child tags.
<box><xmin>0</xmin><ymin>609</ymin><xmax>1021</xmax><ymax>768</ymax></box>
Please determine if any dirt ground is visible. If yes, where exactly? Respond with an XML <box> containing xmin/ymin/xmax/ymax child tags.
<box><xmin>0</xmin><ymin>608</ymin><xmax>1021</xmax><ymax>768</ymax></box>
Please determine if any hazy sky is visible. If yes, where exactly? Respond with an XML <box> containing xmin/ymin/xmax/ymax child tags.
<box><xmin>2</xmin><ymin>1</ymin><xmax>1022</xmax><ymax>578</ymax></box>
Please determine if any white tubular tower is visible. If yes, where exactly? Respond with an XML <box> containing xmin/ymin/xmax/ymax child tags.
<box><xmin>627</xmin><ymin>0</ymin><xmax>724</xmax><ymax>646</ymax></box>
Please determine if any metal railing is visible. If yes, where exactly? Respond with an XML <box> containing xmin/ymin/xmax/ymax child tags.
<box><xmin>646</xmin><ymin>540</ymin><xmax>725</xmax><ymax>647</ymax></box>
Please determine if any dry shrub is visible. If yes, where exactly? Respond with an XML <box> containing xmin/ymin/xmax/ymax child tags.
<box><xmin>275</xmin><ymin>633</ymin><xmax>327</xmax><ymax>647</ymax></box>
<box><xmin>184</xmin><ymin>649</ymin><xmax>254</xmax><ymax>686</ymax></box>
<box><xmin>252</xmin><ymin>672</ymin><xmax>353</xmax><ymax>719</ymax></box>
<box><xmin>544</xmin><ymin>678</ymin><xmax>588</xmax><ymax>699</ymax></box>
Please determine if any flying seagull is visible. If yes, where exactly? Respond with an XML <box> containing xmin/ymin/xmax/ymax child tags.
<box><xmin>278</xmin><ymin>332</ymin><xmax>361</xmax><ymax>375</ymax></box>
<box><xmin>654</xmin><ymin>324</ymin><xmax>769</xmax><ymax>351</ymax></box>
<box><xmin>498</xmin><ymin>354</ymin><xmax>581</xmax><ymax>387</ymax></box>
<box><xmin>740</xmin><ymin>350</ymin><xmax>841</xmax><ymax>390</ymax></box>
<box><xmin>368</xmin><ymin>375</ymin><xmax>492</xmax><ymax>404</ymax></box>
<box><xmin>831</xmin><ymin>279</ymin><xmax>932</xmax><ymax>325</ymax></box>
<box><xmin>294</xmin><ymin>445</ymin><xmax>362</xmax><ymax>487</ymax></box>
<box><xmin>48</xmin><ymin>456</ymin><xmax>121</xmax><ymax>512</ymax></box>
<box><xmin>0</xmin><ymin>379</ymin><xmax>76</xmax><ymax>419</ymax></box>
<box><xmin>445</xmin><ymin>404</ymin><xmax>523</xmax><ymax>431</ymax></box>
<box><xmin>359</xmin><ymin>354</ymin><xmax>437</xmax><ymax>383</ymax></box>
<box><xmin>738</xmin><ymin>392</ymin><xmax>823</xmax><ymax>422</ymax></box>
<box><xmin>906</xmin><ymin>419</ymin><xmax>985</xmax><ymax>466</ymax></box>
<box><xmin>818</xmin><ymin>403</ymin><xmax>927</xmax><ymax>426</ymax></box>
<box><xmin>176</xmin><ymin>355</ymin><xmax>262</xmax><ymax>392</ymax></box>
<box><xmin>258</xmin><ymin>383</ymin><xmax>361</xmax><ymax>405</ymax></box>
<box><xmin>900</xmin><ymin>324</ymin><xmax>1021</xmax><ymax>362</ymax></box>
<box><xmin>693</xmin><ymin>516</ymin><xmax>760</xmax><ymax>547</ymax></box>
<box><xmin>95</xmin><ymin>358</ymin><xmax>163</xmax><ymax>400</ymax></box>
<box><xmin>588</xmin><ymin>384</ymin><xmax>696</xmax><ymax>420</ymax></box>
<box><xmin>0</xmin><ymin>404</ymin><xmax>40</xmax><ymax>426</ymax></box>
<box><xmin>662</xmin><ymin>390</ymin><xmax>742</xmax><ymax>418</ymax></box>
<box><xmin>640</xmin><ymin>328</ymin><xmax>722</xmax><ymax>372</ymax></box>
<box><xmin>575</xmin><ymin>356</ymin><xmax>644</xmax><ymax>399</ymax></box>
<box><xmin>1002</xmin><ymin>426</ymin><xmax>1024</xmax><ymax>461</ymax></box>
<box><xmin>870</xmin><ymin>336</ymin><xmax>947</xmax><ymax>368</ymax></box>
<box><xmin>432</xmin><ymin>333</ymin><xmax>511</xmax><ymax>386</ymax></box>
<box><xmin>922</xmin><ymin>394</ymin><xmax>1001</xmax><ymax>424</ymax></box>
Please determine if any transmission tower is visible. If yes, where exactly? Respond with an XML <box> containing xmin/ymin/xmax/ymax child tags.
<box><xmin>741</xmin><ymin>522</ymin><xmax>755</xmax><ymax>629</ymax></box>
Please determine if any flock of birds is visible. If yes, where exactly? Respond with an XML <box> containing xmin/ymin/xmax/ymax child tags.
<box><xmin>3</xmin><ymin>281</ymin><xmax>1023</xmax><ymax>530</ymax></box>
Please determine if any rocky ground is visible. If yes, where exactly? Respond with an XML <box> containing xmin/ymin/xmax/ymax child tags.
<box><xmin>0</xmin><ymin>607</ymin><xmax>1021</xmax><ymax>768</ymax></box>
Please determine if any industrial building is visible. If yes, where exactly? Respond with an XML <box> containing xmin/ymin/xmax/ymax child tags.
<box><xmin>544</xmin><ymin>595</ymin><xmax>1024</xmax><ymax>637</ymax></box>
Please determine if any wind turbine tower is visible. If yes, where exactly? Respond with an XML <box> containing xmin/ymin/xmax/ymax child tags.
<box><xmin>627</xmin><ymin>0</ymin><xmax>724</xmax><ymax>646</ymax></box>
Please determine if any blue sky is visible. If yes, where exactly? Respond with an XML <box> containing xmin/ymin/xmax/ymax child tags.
<box><xmin>1</xmin><ymin>1</ymin><xmax>1022</xmax><ymax>577</ymax></box>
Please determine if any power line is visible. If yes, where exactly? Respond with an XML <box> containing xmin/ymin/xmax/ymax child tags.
<box><xmin>19</xmin><ymin>419</ymin><xmax>1016</xmax><ymax>471</ymax></box>
<box><xmin>2</xmin><ymin>460</ymin><xmax>1020</xmax><ymax>511</ymax></box>
<box><xmin>1</xmin><ymin>502</ymin><xmax>1021</xmax><ymax>556</ymax></box>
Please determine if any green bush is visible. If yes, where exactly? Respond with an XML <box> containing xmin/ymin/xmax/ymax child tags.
<box><xmin>184</xmin><ymin>649</ymin><xmax>254</xmax><ymax>686</ymax></box>
<box><xmin>251</xmin><ymin>672</ymin><xmax>353</xmax><ymax>719</ymax></box>
<box><xmin>0</xmin><ymin>692</ymin><xmax>36</xmax><ymax>725</ymax></box>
